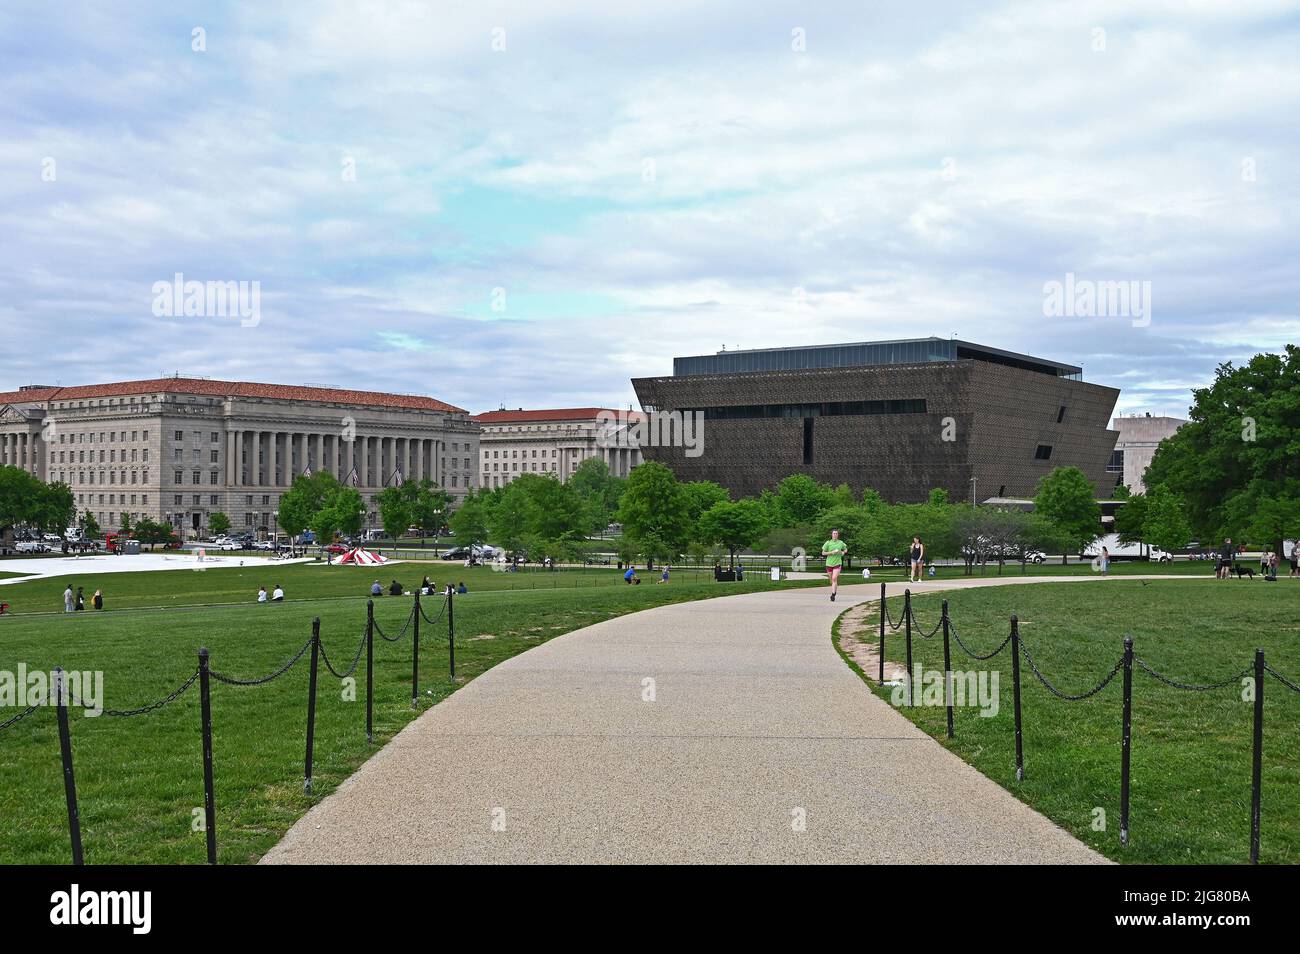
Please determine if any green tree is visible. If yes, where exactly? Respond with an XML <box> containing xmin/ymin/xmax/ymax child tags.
<box><xmin>376</xmin><ymin>484</ymin><xmax>414</xmax><ymax>548</ymax></box>
<box><xmin>775</xmin><ymin>474</ymin><xmax>835</xmax><ymax>527</ymax></box>
<box><xmin>570</xmin><ymin>458</ymin><xmax>618</xmax><ymax>534</ymax></box>
<box><xmin>79</xmin><ymin>509</ymin><xmax>101</xmax><ymax>540</ymax></box>
<box><xmin>278</xmin><ymin>471</ymin><xmax>341</xmax><ymax>541</ymax></box>
<box><xmin>617</xmin><ymin>461</ymin><xmax>690</xmax><ymax>563</ymax></box>
<box><xmin>1113</xmin><ymin>493</ymin><xmax>1149</xmax><ymax>546</ymax></box>
<box><xmin>326</xmin><ymin>486</ymin><xmax>366</xmax><ymax>539</ymax></box>
<box><xmin>1145</xmin><ymin>345</ymin><xmax>1300</xmax><ymax>555</ymax></box>
<box><xmin>449</xmin><ymin>491</ymin><xmax>489</xmax><ymax>547</ymax></box>
<box><xmin>1034</xmin><ymin>467</ymin><xmax>1102</xmax><ymax>562</ymax></box>
<box><xmin>1142</xmin><ymin>486</ymin><xmax>1193</xmax><ymax>554</ymax></box>
<box><xmin>119</xmin><ymin>512</ymin><xmax>133</xmax><ymax>535</ymax></box>
<box><xmin>30</xmin><ymin>481</ymin><xmax>74</xmax><ymax>535</ymax></box>
<box><xmin>410</xmin><ymin>480</ymin><xmax>452</xmax><ymax>540</ymax></box>
<box><xmin>134</xmin><ymin>518</ymin><xmax>175</xmax><ymax>551</ymax></box>
<box><xmin>486</xmin><ymin>480</ymin><xmax>533</xmax><ymax>554</ymax></box>
<box><xmin>208</xmin><ymin>511</ymin><xmax>231</xmax><ymax>537</ymax></box>
<box><xmin>696</xmin><ymin>500</ymin><xmax>770</xmax><ymax>570</ymax></box>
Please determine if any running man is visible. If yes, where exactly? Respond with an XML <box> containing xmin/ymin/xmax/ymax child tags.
<box><xmin>822</xmin><ymin>529</ymin><xmax>847</xmax><ymax>601</ymax></box>
<box><xmin>909</xmin><ymin>536</ymin><xmax>925</xmax><ymax>583</ymax></box>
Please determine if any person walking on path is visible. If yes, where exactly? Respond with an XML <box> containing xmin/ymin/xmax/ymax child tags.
<box><xmin>75</xmin><ymin>587</ymin><xmax>85</xmax><ymax>612</ymax></box>
<box><xmin>1100</xmin><ymin>546</ymin><xmax>1110</xmax><ymax>576</ymax></box>
<box><xmin>63</xmin><ymin>585</ymin><xmax>74</xmax><ymax>613</ymax></box>
<box><xmin>909</xmin><ymin>536</ymin><xmax>925</xmax><ymax>583</ymax></box>
<box><xmin>92</xmin><ymin>589</ymin><xmax>104</xmax><ymax>610</ymax></box>
<box><xmin>822</xmin><ymin>529</ymin><xmax>847</xmax><ymax>601</ymax></box>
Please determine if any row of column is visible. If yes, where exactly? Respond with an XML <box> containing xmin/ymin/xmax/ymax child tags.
<box><xmin>600</xmin><ymin>446</ymin><xmax>637</xmax><ymax>478</ymax></box>
<box><xmin>225</xmin><ymin>429</ymin><xmax>446</xmax><ymax>489</ymax></box>
<box><xmin>0</xmin><ymin>433</ymin><xmax>38</xmax><ymax>471</ymax></box>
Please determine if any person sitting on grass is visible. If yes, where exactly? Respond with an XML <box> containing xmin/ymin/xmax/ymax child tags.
<box><xmin>271</xmin><ymin>585</ymin><xmax>284</xmax><ymax>602</ymax></box>
<box><xmin>457</xmin><ymin>581</ymin><xmax>467</xmax><ymax>594</ymax></box>
<box><xmin>624</xmin><ymin>565</ymin><xmax>637</xmax><ymax>584</ymax></box>
<box><xmin>371</xmin><ymin>580</ymin><xmax>383</xmax><ymax>597</ymax></box>
<box><xmin>388</xmin><ymin>578</ymin><xmax>403</xmax><ymax>596</ymax></box>
<box><xmin>257</xmin><ymin>586</ymin><xmax>268</xmax><ymax>603</ymax></box>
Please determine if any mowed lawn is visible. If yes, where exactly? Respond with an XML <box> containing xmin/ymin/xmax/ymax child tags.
<box><xmin>846</xmin><ymin>580</ymin><xmax>1300</xmax><ymax>864</ymax></box>
<box><xmin>0</xmin><ymin>565</ymin><xmax>809</xmax><ymax>864</ymax></box>
<box><xmin>0</xmin><ymin>558</ymin><xmax>745</xmax><ymax>616</ymax></box>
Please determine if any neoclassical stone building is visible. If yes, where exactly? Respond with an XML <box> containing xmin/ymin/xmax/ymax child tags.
<box><xmin>472</xmin><ymin>408</ymin><xmax>643</xmax><ymax>489</ymax></box>
<box><xmin>0</xmin><ymin>377</ymin><xmax>478</xmax><ymax>538</ymax></box>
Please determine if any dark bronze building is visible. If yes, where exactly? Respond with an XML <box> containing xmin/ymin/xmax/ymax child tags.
<box><xmin>631</xmin><ymin>338</ymin><xmax>1120</xmax><ymax>503</ymax></box>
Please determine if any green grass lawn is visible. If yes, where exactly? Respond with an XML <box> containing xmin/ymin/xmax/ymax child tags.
<box><xmin>0</xmin><ymin>559</ymin><xmax>744</xmax><ymax>616</ymax></box>
<box><xmin>0</xmin><ymin>565</ymin><xmax>811</xmax><ymax>864</ymax></box>
<box><xmin>839</xmin><ymin>580</ymin><xmax>1300</xmax><ymax>864</ymax></box>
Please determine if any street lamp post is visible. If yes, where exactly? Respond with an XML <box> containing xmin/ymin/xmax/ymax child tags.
<box><xmin>272</xmin><ymin>511</ymin><xmax>278</xmax><ymax>553</ymax></box>
<box><xmin>970</xmin><ymin>477</ymin><xmax>977</xmax><ymax>507</ymax></box>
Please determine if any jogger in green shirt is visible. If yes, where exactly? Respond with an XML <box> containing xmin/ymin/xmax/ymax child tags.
<box><xmin>822</xmin><ymin>529</ymin><xmax>847</xmax><ymax>602</ymax></box>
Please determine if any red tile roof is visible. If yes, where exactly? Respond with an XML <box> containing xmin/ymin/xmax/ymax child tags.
<box><xmin>0</xmin><ymin>378</ymin><xmax>465</xmax><ymax>414</ymax></box>
<box><xmin>472</xmin><ymin>408</ymin><xmax>645</xmax><ymax>424</ymax></box>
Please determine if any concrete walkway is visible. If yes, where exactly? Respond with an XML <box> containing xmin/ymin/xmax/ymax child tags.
<box><xmin>263</xmin><ymin>577</ymin><xmax>1143</xmax><ymax>864</ymax></box>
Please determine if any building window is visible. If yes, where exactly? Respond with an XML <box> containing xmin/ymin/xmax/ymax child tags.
<box><xmin>175</xmin><ymin>470</ymin><xmax>184</xmax><ymax>483</ymax></box>
<box><xmin>803</xmin><ymin>417</ymin><xmax>814</xmax><ymax>465</ymax></box>
<box><xmin>1107</xmin><ymin>449</ymin><xmax>1124</xmax><ymax>474</ymax></box>
<box><xmin>1035</xmin><ymin>445</ymin><xmax>1053</xmax><ymax>461</ymax></box>
<box><xmin>175</xmin><ymin>430</ymin><xmax>183</xmax><ymax>441</ymax></box>
<box><xmin>175</xmin><ymin>495</ymin><xmax>183</xmax><ymax>505</ymax></box>
<box><xmin>1057</xmin><ymin>406</ymin><xmax>1067</xmax><ymax>423</ymax></box>
<box><xmin>211</xmin><ymin>432</ymin><xmax>219</xmax><ymax>443</ymax></box>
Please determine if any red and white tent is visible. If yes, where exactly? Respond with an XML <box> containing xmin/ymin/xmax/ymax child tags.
<box><xmin>330</xmin><ymin>546</ymin><xmax>389</xmax><ymax>566</ymax></box>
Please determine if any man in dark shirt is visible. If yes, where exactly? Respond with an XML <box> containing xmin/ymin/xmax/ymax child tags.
<box><xmin>1218</xmin><ymin>538</ymin><xmax>1234</xmax><ymax>579</ymax></box>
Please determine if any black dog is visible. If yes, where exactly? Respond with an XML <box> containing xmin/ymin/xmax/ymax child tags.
<box><xmin>1234</xmin><ymin>565</ymin><xmax>1256</xmax><ymax>580</ymax></box>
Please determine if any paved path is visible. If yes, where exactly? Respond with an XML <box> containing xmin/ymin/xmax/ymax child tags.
<box><xmin>263</xmin><ymin>577</ymin><xmax>1155</xmax><ymax>864</ymax></box>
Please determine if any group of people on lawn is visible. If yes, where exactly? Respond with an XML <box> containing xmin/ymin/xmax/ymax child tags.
<box><xmin>370</xmin><ymin>577</ymin><xmax>467</xmax><ymax>597</ymax></box>
<box><xmin>61</xmin><ymin>584</ymin><xmax>104</xmax><ymax>612</ymax></box>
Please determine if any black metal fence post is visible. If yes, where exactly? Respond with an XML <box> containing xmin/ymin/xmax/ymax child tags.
<box><xmin>448</xmin><ymin>589</ymin><xmax>456</xmax><ymax>680</ymax></box>
<box><xmin>941</xmin><ymin>600</ymin><xmax>954</xmax><ymax>739</ymax></box>
<box><xmin>904</xmin><ymin>589</ymin><xmax>914</xmax><ymax>706</ymax></box>
<box><xmin>53</xmin><ymin>668</ymin><xmax>84</xmax><ymax>866</ymax></box>
<box><xmin>304</xmin><ymin>619</ymin><xmax>320</xmax><ymax>795</ymax></box>
<box><xmin>197</xmin><ymin>647</ymin><xmax>217</xmax><ymax>864</ymax></box>
<box><xmin>878</xmin><ymin>582</ymin><xmax>886</xmax><ymax>683</ymax></box>
<box><xmin>1120</xmin><ymin>635</ymin><xmax>1133</xmax><ymax>846</ymax></box>
<box><xmin>1010</xmin><ymin>615</ymin><xmax>1024</xmax><ymax>782</ymax></box>
<box><xmin>1250</xmin><ymin>647</ymin><xmax>1264</xmax><ymax>864</ymax></box>
<box><xmin>365</xmin><ymin>600</ymin><xmax>374</xmax><ymax>744</ymax></box>
<box><xmin>411</xmin><ymin>591</ymin><xmax>421</xmax><ymax>708</ymax></box>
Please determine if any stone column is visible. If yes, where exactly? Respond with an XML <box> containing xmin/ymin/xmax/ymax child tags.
<box><xmin>358</xmin><ymin>433</ymin><xmax>369</xmax><ymax>487</ymax></box>
<box><xmin>268</xmin><ymin>431</ymin><xmax>278</xmax><ymax>487</ymax></box>
<box><xmin>227</xmin><ymin>430</ymin><xmax>238</xmax><ymax>485</ymax></box>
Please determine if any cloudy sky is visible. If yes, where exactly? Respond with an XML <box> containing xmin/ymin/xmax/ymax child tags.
<box><xmin>2</xmin><ymin>0</ymin><xmax>1297</xmax><ymax>416</ymax></box>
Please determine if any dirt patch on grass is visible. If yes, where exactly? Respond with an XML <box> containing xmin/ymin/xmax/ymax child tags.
<box><xmin>837</xmin><ymin>600</ymin><xmax>907</xmax><ymax>683</ymax></box>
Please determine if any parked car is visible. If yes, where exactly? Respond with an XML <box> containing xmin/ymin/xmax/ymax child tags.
<box><xmin>15</xmin><ymin>540</ymin><xmax>50</xmax><ymax>554</ymax></box>
<box><xmin>324</xmin><ymin>543</ymin><xmax>349</xmax><ymax>555</ymax></box>
<box><xmin>42</xmin><ymin>533</ymin><xmax>63</xmax><ymax>544</ymax></box>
